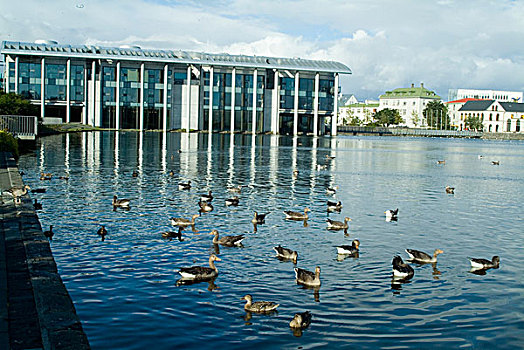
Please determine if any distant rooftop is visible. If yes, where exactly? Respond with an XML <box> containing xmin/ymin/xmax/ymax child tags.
<box><xmin>379</xmin><ymin>83</ymin><xmax>440</xmax><ymax>100</ymax></box>
<box><xmin>1</xmin><ymin>40</ymin><xmax>352</xmax><ymax>74</ymax></box>
<box><xmin>446</xmin><ymin>98</ymin><xmax>484</xmax><ymax>104</ymax></box>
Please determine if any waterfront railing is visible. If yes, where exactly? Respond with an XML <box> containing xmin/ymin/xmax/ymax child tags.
<box><xmin>338</xmin><ymin>126</ymin><xmax>482</xmax><ymax>138</ymax></box>
<box><xmin>0</xmin><ymin>115</ymin><xmax>38</xmax><ymax>140</ymax></box>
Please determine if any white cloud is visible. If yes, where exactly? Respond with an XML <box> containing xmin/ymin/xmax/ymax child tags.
<box><xmin>1</xmin><ymin>0</ymin><xmax>524</xmax><ymax>100</ymax></box>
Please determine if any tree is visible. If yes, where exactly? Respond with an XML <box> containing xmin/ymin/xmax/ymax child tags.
<box><xmin>423</xmin><ymin>100</ymin><xmax>450</xmax><ymax>129</ymax></box>
<box><xmin>373</xmin><ymin>108</ymin><xmax>404</xmax><ymax>127</ymax></box>
<box><xmin>464</xmin><ymin>116</ymin><xmax>484</xmax><ymax>131</ymax></box>
<box><xmin>0</xmin><ymin>92</ymin><xmax>39</xmax><ymax>116</ymax></box>
<box><xmin>411</xmin><ymin>110</ymin><xmax>420</xmax><ymax>127</ymax></box>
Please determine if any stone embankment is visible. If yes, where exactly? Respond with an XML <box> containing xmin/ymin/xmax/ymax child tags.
<box><xmin>0</xmin><ymin>152</ymin><xmax>90</xmax><ymax>349</ymax></box>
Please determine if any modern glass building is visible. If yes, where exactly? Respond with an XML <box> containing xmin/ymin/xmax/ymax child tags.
<box><xmin>1</xmin><ymin>40</ymin><xmax>351</xmax><ymax>135</ymax></box>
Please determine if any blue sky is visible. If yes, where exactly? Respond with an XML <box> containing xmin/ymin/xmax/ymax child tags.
<box><xmin>1</xmin><ymin>0</ymin><xmax>524</xmax><ymax>100</ymax></box>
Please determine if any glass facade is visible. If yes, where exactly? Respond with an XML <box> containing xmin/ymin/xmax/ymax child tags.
<box><xmin>70</xmin><ymin>65</ymin><xmax>84</xmax><ymax>102</ymax></box>
<box><xmin>144</xmin><ymin>68</ymin><xmax>164</xmax><ymax>130</ymax></box>
<box><xmin>102</xmin><ymin>66</ymin><xmax>116</xmax><ymax>128</ymax></box>
<box><xmin>45</xmin><ymin>64</ymin><xmax>67</xmax><ymax>101</ymax></box>
<box><xmin>280</xmin><ymin>77</ymin><xmax>295</xmax><ymax>109</ymax></box>
<box><xmin>319</xmin><ymin>79</ymin><xmax>334</xmax><ymax>111</ymax></box>
<box><xmin>18</xmin><ymin>62</ymin><xmax>41</xmax><ymax>100</ymax></box>
<box><xmin>8</xmin><ymin>61</ymin><xmax>15</xmax><ymax>92</ymax></box>
<box><xmin>120</xmin><ymin>67</ymin><xmax>140</xmax><ymax>129</ymax></box>
<box><xmin>298</xmin><ymin>78</ymin><xmax>314</xmax><ymax>110</ymax></box>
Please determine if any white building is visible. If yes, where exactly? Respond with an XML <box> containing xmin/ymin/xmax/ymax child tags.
<box><xmin>458</xmin><ymin>100</ymin><xmax>524</xmax><ymax>132</ymax></box>
<box><xmin>446</xmin><ymin>98</ymin><xmax>482</xmax><ymax>130</ymax></box>
<box><xmin>338</xmin><ymin>101</ymin><xmax>379</xmax><ymax>125</ymax></box>
<box><xmin>448</xmin><ymin>89</ymin><xmax>523</xmax><ymax>103</ymax></box>
<box><xmin>379</xmin><ymin>83</ymin><xmax>441</xmax><ymax>127</ymax></box>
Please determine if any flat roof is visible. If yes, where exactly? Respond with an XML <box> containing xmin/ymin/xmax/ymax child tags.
<box><xmin>1</xmin><ymin>41</ymin><xmax>352</xmax><ymax>75</ymax></box>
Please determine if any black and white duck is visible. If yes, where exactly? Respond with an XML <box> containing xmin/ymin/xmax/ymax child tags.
<box><xmin>251</xmin><ymin>211</ymin><xmax>269</xmax><ymax>224</ymax></box>
<box><xmin>178</xmin><ymin>254</ymin><xmax>221</xmax><ymax>280</ymax></box>
<box><xmin>327</xmin><ymin>200</ymin><xmax>342</xmax><ymax>212</ymax></box>
<box><xmin>198</xmin><ymin>201</ymin><xmax>213</xmax><ymax>213</ymax></box>
<box><xmin>336</xmin><ymin>239</ymin><xmax>360</xmax><ymax>255</ymax></box>
<box><xmin>406</xmin><ymin>248</ymin><xmax>444</xmax><ymax>263</ymax></box>
<box><xmin>200</xmin><ymin>190</ymin><xmax>214</xmax><ymax>202</ymax></box>
<box><xmin>284</xmin><ymin>208</ymin><xmax>310</xmax><ymax>220</ymax></box>
<box><xmin>289</xmin><ymin>311</ymin><xmax>312</xmax><ymax>329</ymax></box>
<box><xmin>171</xmin><ymin>214</ymin><xmax>199</xmax><ymax>227</ymax></box>
<box><xmin>43</xmin><ymin>225</ymin><xmax>54</xmax><ymax>240</ymax></box>
<box><xmin>326</xmin><ymin>217</ymin><xmax>351</xmax><ymax>231</ymax></box>
<box><xmin>385</xmin><ymin>208</ymin><xmax>399</xmax><ymax>220</ymax></box>
<box><xmin>392</xmin><ymin>255</ymin><xmax>414</xmax><ymax>279</ymax></box>
<box><xmin>242</xmin><ymin>294</ymin><xmax>279</xmax><ymax>313</ymax></box>
<box><xmin>469</xmin><ymin>256</ymin><xmax>500</xmax><ymax>269</ymax></box>
<box><xmin>326</xmin><ymin>186</ymin><xmax>338</xmax><ymax>195</ymax></box>
<box><xmin>445</xmin><ymin>186</ymin><xmax>455</xmax><ymax>194</ymax></box>
<box><xmin>294</xmin><ymin>266</ymin><xmax>321</xmax><ymax>287</ymax></box>
<box><xmin>211</xmin><ymin>229</ymin><xmax>245</xmax><ymax>247</ymax></box>
<box><xmin>273</xmin><ymin>245</ymin><xmax>298</xmax><ymax>263</ymax></box>
<box><xmin>225</xmin><ymin>196</ymin><xmax>240</xmax><ymax>206</ymax></box>
<box><xmin>112</xmin><ymin>195</ymin><xmax>130</xmax><ymax>208</ymax></box>
<box><xmin>162</xmin><ymin>227</ymin><xmax>183</xmax><ymax>241</ymax></box>
<box><xmin>178</xmin><ymin>180</ymin><xmax>191</xmax><ymax>190</ymax></box>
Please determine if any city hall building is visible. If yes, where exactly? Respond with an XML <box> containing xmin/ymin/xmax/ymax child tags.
<box><xmin>1</xmin><ymin>40</ymin><xmax>351</xmax><ymax>136</ymax></box>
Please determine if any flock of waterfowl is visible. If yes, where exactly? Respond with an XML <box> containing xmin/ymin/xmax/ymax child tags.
<box><xmin>2</xmin><ymin>152</ymin><xmax>502</xmax><ymax>336</ymax></box>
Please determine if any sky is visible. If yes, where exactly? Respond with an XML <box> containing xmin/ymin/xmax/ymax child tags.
<box><xmin>1</xmin><ymin>0</ymin><xmax>524</xmax><ymax>101</ymax></box>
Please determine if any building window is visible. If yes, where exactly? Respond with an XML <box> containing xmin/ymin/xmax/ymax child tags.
<box><xmin>507</xmin><ymin>119</ymin><xmax>511</xmax><ymax>132</ymax></box>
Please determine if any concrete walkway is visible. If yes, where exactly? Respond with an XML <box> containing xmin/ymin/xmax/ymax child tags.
<box><xmin>0</xmin><ymin>152</ymin><xmax>90</xmax><ymax>349</ymax></box>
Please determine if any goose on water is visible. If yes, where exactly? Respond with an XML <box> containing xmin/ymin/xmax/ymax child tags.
<box><xmin>491</xmin><ymin>160</ymin><xmax>500</xmax><ymax>165</ymax></box>
<box><xmin>437</xmin><ymin>160</ymin><xmax>446</xmax><ymax>165</ymax></box>
<box><xmin>40</xmin><ymin>172</ymin><xmax>52</xmax><ymax>180</ymax></box>
<box><xmin>327</xmin><ymin>200</ymin><xmax>342</xmax><ymax>212</ymax></box>
<box><xmin>178</xmin><ymin>180</ymin><xmax>191</xmax><ymax>190</ymax></box>
<box><xmin>198</xmin><ymin>201</ymin><xmax>213</xmax><ymax>213</ymax></box>
<box><xmin>294</xmin><ymin>266</ymin><xmax>321</xmax><ymax>287</ymax></box>
<box><xmin>211</xmin><ymin>229</ymin><xmax>245</xmax><ymax>247</ymax></box>
<box><xmin>385</xmin><ymin>208</ymin><xmax>399</xmax><ymax>219</ymax></box>
<box><xmin>162</xmin><ymin>227</ymin><xmax>183</xmax><ymax>241</ymax></box>
<box><xmin>228</xmin><ymin>185</ymin><xmax>243</xmax><ymax>193</ymax></box>
<box><xmin>112</xmin><ymin>195</ymin><xmax>130</xmax><ymax>208</ymax></box>
<box><xmin>336</xmin><ymin>239</ymin><xmax>360</xmax><ymax>255</ymax></box>
<box><xmin>43</xmin><ymin>225</ymin><xmax>54</xmax><ymax>240</ymax></box>
<box><xmin>289</xmin><ymin>311</ymin><xmax>312</xmax><ymax>329</ymax></box>
<box><xmin>392</xmin><ymin>255</ymin><xmax>414</xmax><ymax>279</ymax></box>
<box><xmin>97</xmin><ymin>225</ymin><xmax>107</xmax><ymax>241</ymax></box>
<box><xmin>242</xmin><ymin>294</ymin><xmax>279</xmax><ymax>313</ymax></box>
<box><xmin>273</xmin><ymin>245</ymin><xmax>298</xmax><ymax>263</ymax></box>
<box><xmin>33</xmin><ymin>199</ymin><xmax>43</xmax><ymax>210</ymax></box>
<box><xmin>178</xmin><ymin>254</ymin><xmax>221</xmax><ymax>281</ymax></box>
<box><xmin>171</xmin><ymin>214</ymin><xmax>199</xmax><ymax>227</ymax></box>
<box><xmin>445</xmin><ymin>186</ymin><xmax>455</xmax><ymax>194</ymax></box>
<box><xmin>225</xmin><ymin>196</ymin><xmax>240</xmax><ymax>206</ymax></box>
<box><xmin>4</xmin><ymin>185</ymin><xmax>30</xmax><ymax>198</ymax></box>
<box><xmin>284</xmin><ymin>208</ymin><xmax>310</xmax><ymax>220</ymax></box>
<box><xmin>252</xmin><ymin>211</ymin><xmax>269</xmax><ymax>224</ymax></box>
<box><xmin>406</xmin><ymin>248</ymin><xmax>444</xmax><ymax>263</ymax></box>
<box><xmin>200</xmin><ymin>190</ymin><xmax>214</xmax><ymax>202</ymax></box>
<box><xmin>469</xmin><ymin>256</ymin><xmax>500</xmax><ymax>269</ymax></box>
<box><xmin>326</xmin><ymin>217</ymin><xmax>351</xmax><ymax>231</ymax></box>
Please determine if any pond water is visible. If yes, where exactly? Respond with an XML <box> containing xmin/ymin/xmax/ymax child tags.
<box><xmin>19</xmin><ymin>132</ymin><xmax>524</xmax><ymax>349</ymax></box>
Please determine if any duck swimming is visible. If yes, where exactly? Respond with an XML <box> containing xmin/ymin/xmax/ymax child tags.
<box><xmin>326</xmin><ymin>186</ymin><xmax>338</xmax><ymax>195</ymax></box>
<box><xmin>273</xmin><ymin>245</ymin><xmax>298</xmax><ymax>263</ymax></box>
<box><xmin>200</xmin><ymin>190</ymin><xmax>214</xmax><ymax>202</ymax></box>
<box><xmin>43</xmin><ymin>225</ymin><xmax>54</xmax><ymax>240</ymax></box>
<box><xmin>327</xmin><ymin>200</ymin><xmax>342</xmax><ymax>212</ymax></box>
<box><xmin>326</xmin><ymin>217</ymin><xmax>351</xmax><ymax>231</ymax></box>
<box><xmin>198</xmin><ymin>201</ymin><xmax>213</xmax><ymax>213</ymax></box>
<box><xmin>336</xmin><ymin>239</ymin><xmax>360</xmax><ymax>255</ymax></box>
<box><xmin>385</xmin><ymin>208</ymin><xmax>399</xmax><ymax>219</ymax></box>
<box><xmin>33</xmin><ymin>199</ymin><xmax>43</xmax><ymax>210</ymax></box>
<box><xmin>211</xmin><ymin>229</ymin><xmax>245</xmax><ymax>247</ymax></box>
<box><xmin>171</xmin><ymin>214</ymin><xmax>199</xmax><ymax>227</ymax></box>
<box><xmin>162</xmin><ymin>227</ymin><xmax>184</xmax><ymax>241</ymax></box>
<box><xmin>392</xmin><ymin>255</ymin><xmax>414</xmax><ymax>279</ymax></box>
<box><xmin>445</xmin><ymin>186</ymin><xmax>455</xmax><ymax>194</ymax></box>
<box><xmin>225</xmin><ymin>196</ymin><xmax>240</xmax><ymax>206</ymax></box>
<box><xmin>289</xmin><ymin>311</ymin><xmax>312</xmax><ymax>329</ymax></box>
<box><xmin>242</xmin><ymin>294</ymin><xmax>279</xmax><ymax>313</ymax></box>
<box><xmin>97</xmin><ymin>225</ymin><xmax>107</xmax><ymax>241</ymax></box>
<box><xmin>294</xmin><ymin>266</ymin><xmax>321</xmax><ymax>287</ymax></box>
<box><xmin>112</xmin><ymin>195</ymin><xmax>130</xmax><ymax>208</ymax></box>
<box><xmin>406</xmin><ymin>248</ymin><xmax>443</xmax><ymax>263</ymax></box>
<box><xmin>178</xmin><ymin>180</ymin><xmax>191</xmax><ymax>190</ymax></box>
<box><xmin>469</xmin><ymin>256</ymin><xmax>500</xmax><ymax>269</ymax></box>
<box><xmin>178</xmin><ymin>254</ymin><xmax>221</xmax><ymax>280</ymax></box>
<box><xmin>252</xmin><ymin>211</ymin><xmax>269</xmax><ymax>224</ymax></box>
<box><xmin>40</xmin><ymin>172</ymin><xmax>52</xmax><ymax>180</ymax></box>
<box><xmin>228</xmin><ymin>185</ymin><xmax>242</xmax><ymax>193</ymax></box>
<box><xmin>284</xmin><ymin>208</ymin><xmax>310</xmax><ymax>220</ymax></box>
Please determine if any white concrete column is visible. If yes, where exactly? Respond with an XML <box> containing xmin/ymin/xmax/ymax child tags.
<box><xmin>230</xmin><ymin>67</ymin><xmax>236</xmax><ymax>133</ymax></box>
<box><xmin>14</xmin><ymin>57</ymin><xmax>19</xmax><ymax>93</ymax></box>
<box><xmin>313</xmin><ymin>72</ymin><xmax>319</xmax><ymax>136</ymax></box>
<box><xmin>66</xmin><ymin>59</ymin><xmax>71</xmax><ymax>123</ymax></box>
<box><xmin>185</xmin><ymin>65</ymin><xmax>191</xmax><ymax>131</ymax></box>
<box><xmin>332</xmin><ymin>73</ymin><xmax>339</xmax><ymax>136</ymax></box>
<box><xmin>163</xmin><ymin>64</ymin><xmax>168</xmax><ymax>132</ymax></box>
<box><xmin>116</xmin><ymin>61</ymin><xmax>121</xmax><ymax>130</ymax></box>
<box><xmin>140</xmin><ymin>62</ymin><xmax>145</xmax><ymax>131</ymax></box>
<box><xmin>89</xmin><ymin>60</ymin><xmax>95</xmax><ymax>126</ymax></box>
<box><xmin>5</xmin><ymin>56</ymin><xmax>11</xmax><ymax>93</ymax></box>
<box><xmin>271</xmin><ymin>70</ymin><xmax>279</xmax><ymax>134</ymax></box>
<box><xmin>82</xmin><ymin>66</ymin><xmax>87</xmax><ymax>125</ymax></box>
<box><xmin>252</xmin><ymin>69</ymin><xmax>257</xmax><ymax>134</ymax></box>
<box><xmin>208</xmin><ymin>66</ymin><xmax>214</xmax><ymax>132</ymax></box>
<box><xmin>41</xmin><ymin>58</ymin><xmax>45</xmax><ymax>119</ymax></box>
<box><xmin>293</xmin><ymin>71</ymin><xmax>299</xmax><ymax>135</ymax></box>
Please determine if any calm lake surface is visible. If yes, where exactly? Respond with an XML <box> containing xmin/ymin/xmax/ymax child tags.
<box><xmin>19</xmin><ymin>132</ymin><xmax>524</xmax><ymax>349</ymax></box>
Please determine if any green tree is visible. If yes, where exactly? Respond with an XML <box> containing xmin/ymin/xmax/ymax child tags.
<box><xmin>0</xmin><ymin>92</ymin><xmax>39</xmax><ymax>116</ymax></box>
<box><xmin>464</xmin><ymin>116</ymin><xmax>484</xmax><ymax>131</ymax></box>
<box><xmin>349</xmin><ymin>115</ymin><xmax>362</xmax><ymax>126</ymax></box>
<box><xmin>373</xmin><ymin>108</ymin><xmax>403</xmax><ymax>127</ymax></box>
<box><xmin>411</xmin><ymin>110</ymin><xmax>420</xmax><ymax>127</ymax></box>
<box><xmin>423</xmin><ymin>100</ymin><xmax>449</xmax><ymax>129</ymax></box>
